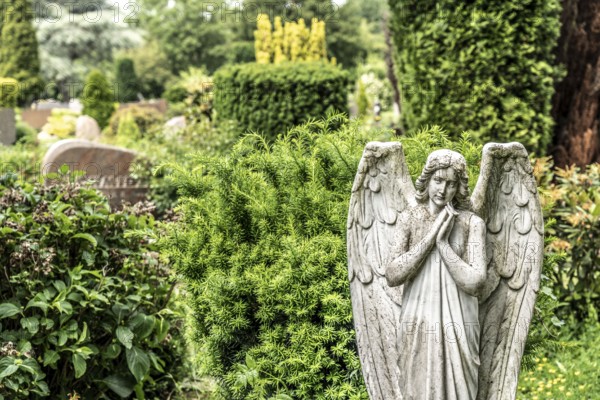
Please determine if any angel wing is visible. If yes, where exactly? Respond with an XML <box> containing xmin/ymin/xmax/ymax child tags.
<box><xmin>471</xmin><ymin>143</ymin><xmax>544</xmax><ymax>400</ymax></box>
<box><xmin>347</xmin><ymin>142</ymin><xmax>416</xmax><ymax>400</ymax></box>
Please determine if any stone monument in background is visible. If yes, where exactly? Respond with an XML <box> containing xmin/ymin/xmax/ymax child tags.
<box><xmin>42</xmin><ymin>139</ymin><xmax>148</xmax><ymax>209</ymax></box>
<box><xmin>0</xmin><ymin>108</ymin><xmax>16</xmax><ymax>145</ymax></box>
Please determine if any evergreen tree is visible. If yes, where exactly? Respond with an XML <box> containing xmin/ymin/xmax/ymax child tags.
<box><xmin>81</xmin><ymin>69</ymin><xmax>114</xmax><ymax>129</ymax></box>
<box><xmin>115</xmin><ymin>58</ymin><xmax>140</xmax><ymax>102</ymax></box>
<box><xmin>0</xmin><ymin>0</ymin><xmax>43</xmax><ymax>106</ymax></box>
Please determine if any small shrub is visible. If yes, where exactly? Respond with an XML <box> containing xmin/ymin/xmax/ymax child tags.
<box><xmin>108</xmin><ymin>106</ymin><xmax>163</xmax><ymax>137</ymax></box>
<box><xmin>41</xmin><ymin>109</ymin><xmax>78</xmax><ymax>138</ymax></box>
<box><xmin>213</xmin><ymin>62</ymin><xmax>349</xmax><ymax>140</ymax></box>
<box><xmin>117</xmin><ymin>111</ymin><xmax>142</xmax><ymax>140</ymax></box>
<box><xmin>542</xmin><ymin>162</ymin><xmax>600</xmax><ymax>321</ymax></box>
<box><xmin>0</xmin><ymin>171</ymin><xmax>186</xmax><ymax>399</ymax></box>
<box><xmin>81</xmin><ymin>69</ymin><xmax>115</xmax><ymax>129</ymax></box>
<box><xmin>0</xmin><ymin>78</ymin><xmax>19</xmax><ymax>108</ymax></box>
<box><xmin>115</xmin><ymin>58</ymin><xmax>141</xmax><ymax>103</ymax></box>
<box><xmin>15</xmin><ymin>120</ymin><xmax>37</xmax><ymax>145</ymax></box>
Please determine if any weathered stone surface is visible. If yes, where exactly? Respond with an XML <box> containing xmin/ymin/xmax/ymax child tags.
<box><xmin>165</xmin><ymin>115</ymin><xmax>186</xmax><ymax>129</ymax></box>
<box><xmin>0</xmin><ymin>108</ymin><xmax>16</xmax><ymax>145</ymax></box>
<box><xmin>347</xmin><ymin>142</ymin><xmax>543</xmax><ymax>400</ymax></box>
<box><xmin>37</xmin><ymin>131</ymin><xmax>58</xmax><ymax>143</ymax></box>
<box><xmin>75</xmin><ymin>115</ymin><xmax>101</xmax><ymax>141</ymax></box>
<box><xmin>41</xmin><ymin>139</ymin><xmax>147</xmax><ymax>208</ymax></box>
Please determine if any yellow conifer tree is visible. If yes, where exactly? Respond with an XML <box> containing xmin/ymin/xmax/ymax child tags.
<box><xmin>272</xmin><ymin>16</ymin><xmax>286</xmax><ymax>63</ymax></box>
<box><xmin>296</xmin><ymin>18</ymin><xmax>310</xmax><ymax>60</ymax></box>
<box><xmin>254</xmin><ymin>14</ymin><xmax>273</xmax><ymax>64</ymax></box>
<box><xmin>307</xmin><ymin>18</ymin><xmax>327</xmax><ymax>61</ymax></box>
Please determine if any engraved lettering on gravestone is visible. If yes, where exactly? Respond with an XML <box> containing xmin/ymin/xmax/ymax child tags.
<box><xmin>347</xmin><ymin>142</ymin><xmax>543</xmax><ymax>399</ymax></box>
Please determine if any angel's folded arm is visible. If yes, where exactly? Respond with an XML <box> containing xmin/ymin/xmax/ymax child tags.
<box><xmin>385</xmin><ymin>221</ymin><xmax>436</xmax><ymax>287</ymax></box>
<box><xmin>439</xmin><ymin>216</ymin><xmax>487</xmax><ymax>296</ymax></box>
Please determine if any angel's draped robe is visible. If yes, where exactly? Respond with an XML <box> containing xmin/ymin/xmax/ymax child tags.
<box><xmin>395</xmin><ymin>206</ymin><xmax>481</xmax><ymax>400</ymax></box>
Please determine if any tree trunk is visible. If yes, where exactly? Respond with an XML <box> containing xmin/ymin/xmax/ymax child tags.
<box><xmin>382</xmin><ymin>12</ymin><xmax>403</xmax><ymax>135</ymax></box>
<box><xmin>551</xmin><ymin>0</ymin><xmax>600</xmax><ymax>168</ymax></box>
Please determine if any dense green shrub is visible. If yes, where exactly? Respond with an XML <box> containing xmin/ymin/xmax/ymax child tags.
<box><xmin>159</xmin><ymin>116</ymin><xmax>557</xmax><ymax>398</ymax></box>
<box><xmin>389</xmin><ymin>0</ymin><xmax>562</xmax><ymax>153</ymax></box>
<box><xmin>117</xmin><ymin>111</ymin><xmax>142</xmax><ymax>140</ymax></box>
<box><xmin>213</xmin><ymin>62</ymin><xmax>349</xmax><ymax>140</ymax></box>
<box><xmin>15</xmin><ymin>120</ymin><xmax>37</xmax><ymax>145</ymax></box>
<box><xmin>81</xmin><ymin>69</ymin><xmax>115</xmax><ymax>129</ymax></box>
<box><xmin>541</xmin><ymin>161</ymin><xmax>600</xmax><ymax>321</ymax></box>
<box><xmin>0</xmin><ymin>171</ymin><xmax>186</xmax><ymax>399</ymax></box>
<box><xmin>115</xmin><ymin>58</ymin><xmax>141</xmax><ymax>103</ymax></box>
<box><xmin>108</xmin><ymin>106</ymin><xmax>163</xmax><ymax>137</ymax></box>
<box><xmin>0</xmin><ymin>78</ymin><xmax>19</xmax><ymax>108</ymax></box>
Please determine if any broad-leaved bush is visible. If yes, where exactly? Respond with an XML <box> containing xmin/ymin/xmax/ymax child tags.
<box><xmin>0</xmin><ymin>171</ymin><xmax>186</xmax><ymax>399</ymax></box>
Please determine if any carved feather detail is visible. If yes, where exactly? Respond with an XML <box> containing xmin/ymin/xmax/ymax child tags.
<box><xmin>347</xmin><ymin>142</ymin><xmax>414</xmax><ymax>399</ymax></box>
<box><xmin>473</xmin><ymin>143</ymin><xmax>543</xmax><ymax>400</ymax></box>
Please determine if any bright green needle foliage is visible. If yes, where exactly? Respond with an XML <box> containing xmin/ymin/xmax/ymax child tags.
<box><xmin>159</xmin><ymin>116</ymin><xmax>556</xmax><ymax>398</ymax></box>
<box><xmin>389</xmin><ymin>0</ymin><xmax>563</xmax><ymax>154</ymax></box>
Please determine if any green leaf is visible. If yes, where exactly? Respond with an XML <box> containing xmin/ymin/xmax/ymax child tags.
<box><xmin>155</xmin><ymin>318</ymin><xmax>170</xmax><ymax>342</ymax></box>
<box><xmin>0</xmin><ymin>364</ymin><xmax>18</xmax><ymax>379</ymax></box>
<box><xmin>271</xmin><ymin>395</ymin><xmax>293</xmax><ymax>400</ymax></box>
<box><xmin>245</xmin><ymin>353</ymin><xmax>257</xmax><ymax>370</ymax></box>
<box><xmin>104</xmin><ymin>343</ymin><xmax>121</xmax><ymax>359</ymax></box>
<box><xmin>103</xmin><ymin>374</ymin><xmax>136</xmax><ymax>398</ymax></box>
<box><xmin>26</xmin><ymin>298</ymin><xmax>49</xmax><ymax>314</ymax></box>
<box><xmin>59</xmin><ymin>164</ymin><xmax>70</xmax><ymax>174</ymax></box>
<box><xmin>20</xmin><ymin>317</ymin><xmax>40</xmax><ymax>334</ymax></box>
<box><xmin>0</xmin><ymin>303</ymin><xmax>21</xmax><ymax>319</ymax></box>
<box><xmin>43</xmin><ymin>350</ymin><xmax>60</xmax><ymax>367</ymax></box>
<box><xmin>58</xmin><ymin>330</ymin><xmax>68</xmax><ymax>346</ymax></box>
<box><xmin>116</xmin><ymin>326</ymin><xmax>134</xmax><ymax>349</ymax></box>
<box><xmin>76</xmin><ymin>322</ymin><xmax>88</xmax><ymax>344</ymax></box>
<box><xmin>72</xmin><ymin>233</ymin><xmax>98</xmax><ymax>247</ymax></box>
<box><xmin>72</xmin><ymin>353</ymin><xmax>86</xmax><ymax>378</ymax></box>
<box><xmin>129</xmin><ymin>313</ymin><xmax>155</xmax><ymax>339</ymax></box>
<box><xmin>126</xmin><ymin>346</ymin><xmax>150</xmax><ymax>383</ymax></box>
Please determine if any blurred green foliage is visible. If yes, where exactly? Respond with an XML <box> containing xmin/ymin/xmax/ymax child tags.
<box><xmin>213</xmin><ymin>62</ymin><xmax>349</xmax><ymax>140</ymax></box>
<box><xmin>389</xmin><ymin>0</ymin><xmax>563</xmax><ymax>153</ymax></box>
<box><xmin>81</xmin><ymin>70</ymin><xmax>115</xmax><ymax>129</ymax></box>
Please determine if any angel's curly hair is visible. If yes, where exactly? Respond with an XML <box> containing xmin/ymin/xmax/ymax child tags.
<box><xmin>415</xmin><ymin>149</ymin><xmax>471</xmax><ymax>210</ymax></box>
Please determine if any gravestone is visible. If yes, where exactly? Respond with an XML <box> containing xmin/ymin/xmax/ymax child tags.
<box><xmin>0</xmin><ymin>108</ymin><xmax>16</xmax><ymax>145</ymax></box>
<box><xmin>41</xmin><ymin>139</ymin><xmax>148</xmax><ymax>208</ymax></box>
<box><xmin>75</xmin><ymin>115</ymin><xmax>101</xmax><ymax>141</ymax></box>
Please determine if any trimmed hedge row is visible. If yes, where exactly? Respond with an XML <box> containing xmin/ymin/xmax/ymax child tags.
<box><xmin>213</xmin><ymin>62</ymin><xmax>349</xmax><ymax>140</ymax></box>
<box><xmin>389</xmin><ymin>0</ymin><xmax>562</xmax><ymax>153</ymax></box>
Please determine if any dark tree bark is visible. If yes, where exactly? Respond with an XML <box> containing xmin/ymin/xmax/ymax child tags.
<box><xmin>382</xmin><ymin>12</ymin><xmax>403</xmax><ymax>135</ymax></box>
<box><xmin>551</xmin><ymin>0</ymin><xmax>600</xmax><ymax>167</ymax></box>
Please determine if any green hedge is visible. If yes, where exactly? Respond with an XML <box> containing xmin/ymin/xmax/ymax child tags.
<box><xmin>389</xmin><ymin>0</ymin><xmax>562</xmax><ymax>153</ymax></box>
<box><xmin>158</xmin><ymin>116</ymin><xmax>558</xmax><ymax>398</ymax></box>
<box><xmin>213</xmin><ymin>62</ymin><xmax>349</xmax><ymax>140</ymax></box>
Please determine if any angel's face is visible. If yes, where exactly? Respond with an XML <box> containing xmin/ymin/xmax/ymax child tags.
<box><xmin>428</xmin><ymin>167</ymin><xmax>458</xmax><ymax>209</ymax></box>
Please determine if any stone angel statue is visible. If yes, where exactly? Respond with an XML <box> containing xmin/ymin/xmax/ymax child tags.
<box><xmin>347</xmin><ymin>142</ymin><xmax>543</xmax><ymax>400</ymax></box>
